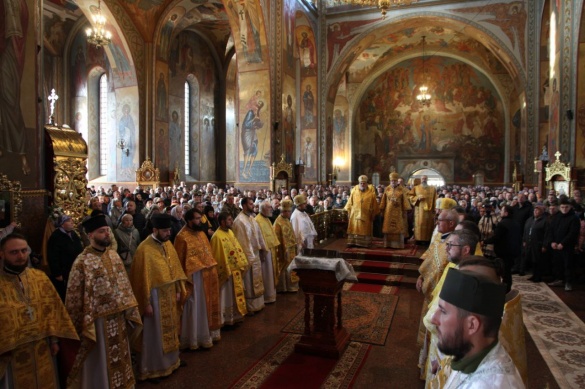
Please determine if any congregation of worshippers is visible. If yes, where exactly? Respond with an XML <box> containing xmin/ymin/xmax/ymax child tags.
<box><xmin>3</xmin><ymin>174</ymin><xmax>585</xmax><ymax>388</ymax></box>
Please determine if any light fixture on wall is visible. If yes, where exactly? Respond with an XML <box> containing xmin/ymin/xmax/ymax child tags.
<box><xmin>86</xmin><ymin>0</ymin><xmax>112</xmax><ymax>48</ymax></box>
<box><xmin>416</xmin><ymin>36</ymin><xmax>431</xmax><ymax>107</ymax></box>
<box><xmin>117</xmin><ymin>138</ymin><xmax>129</xmax><ymax>157</ymax></box>
<box><xmin>336</xmin><ymin>0</ymin><xmax>418</xmax><ymax>19</ymax></box>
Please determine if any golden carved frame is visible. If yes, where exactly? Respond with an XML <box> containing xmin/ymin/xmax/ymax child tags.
<box><xmin>270</xmin><ymin>154</ymin><xmax>293</xmax><ymax>192</ymax></box>
<box><xmin>136</xmin><ymin>158</ymin><xmax>160</xmax><ymax>189</ymax></box>
<box><xmin>0</xmin><ymin>174</ymin><xmax>23</xmax><ymax>227</ymax></box>
<box><xmin>545</xmin><ymin>151</ymin><xmax>574</xmax><ymax>195</ymax></box>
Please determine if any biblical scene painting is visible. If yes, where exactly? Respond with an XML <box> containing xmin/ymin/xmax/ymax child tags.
<box><xmin>226</xmin><ymin>0</ymin><xmax>267</xmax><ymax>66</ymax></box>
<box><xmin>239</xmin><ymin>84</ymin><xmax>271</xmax><ymax>182</ymax></box>
<box><xmin>283</xmin><ymin>75</ymin><xmax>296</xmax><ymax>164</ymax></box>
<box><xmin>354</xmin><ymin>57</ymin><xmax>505</xmax><ymax>183</ymax></box>
<box><xmin>116</xmin><ymin>87</ymin><xmax>140</xmax><ymax>182</ymax></box>
<box><xmin>333</xmin><ymin>95</ymin><xmax>349</xmax><ymax>182</ymax></box>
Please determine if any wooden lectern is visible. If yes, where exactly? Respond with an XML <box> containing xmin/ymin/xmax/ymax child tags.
<box><xmin>289</xmin><ymin>250</ymin><xmax>358</xmax><ymax>358</ymax></box>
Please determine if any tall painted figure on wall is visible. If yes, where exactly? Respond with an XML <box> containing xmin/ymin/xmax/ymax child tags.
<box><xmin>0</xmin><ymin>0</ymin><xmax>30</xmax><ymax>175</ymax></box>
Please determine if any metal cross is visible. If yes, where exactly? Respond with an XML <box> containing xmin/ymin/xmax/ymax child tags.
<box><xmin>48</xmin><ymin>89</ymin><xmax>59</xmax><ymax>124</ymax></box>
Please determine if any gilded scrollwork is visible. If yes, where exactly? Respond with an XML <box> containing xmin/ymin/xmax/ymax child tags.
<box><xmin>53</xmin><ymin>157</ymin><xmax>88</xmax><ymax>224</ymax></box>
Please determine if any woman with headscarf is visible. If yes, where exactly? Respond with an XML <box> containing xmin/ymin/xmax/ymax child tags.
<box><xmin>170</xmin><ymin>204</ymin><xmax>185</xmax><ymax>242</ymax></box>
<box><xmin>115</xmin><ymin>213</ymin><xmax>140</xmax><ymax>274</ymax></box>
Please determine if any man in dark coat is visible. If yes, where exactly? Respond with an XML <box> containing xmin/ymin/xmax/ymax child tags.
<box><xmin>483</xmin><ymin>205</ymin><xmax>521</xmax><ymax>292</ymax></box>
<box><xmin>546</xmin><ymin>198</ymin><xmax>580</xmax><ymax>291</ymax></box>
<box><xmin>523</xmin><ymin>203</ymin><xmax>548</xmax><ymax>282</ymax></box>
<box><xmin>47</xmin><ymin>214</ymin><xmax>84</xmax><ymax>301</ymax></box>
<box><xmin>512</xmin><ymin>193</ymin><xmax>534</xmax><ymax>273</ymax></box>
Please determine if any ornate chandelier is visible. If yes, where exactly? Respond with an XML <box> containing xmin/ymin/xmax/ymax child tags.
<box><xmin>86</xmin><ymin>0</ymin><xmax>112</xmax><ymax>48</ymax></box>
<box><xmin>336</xmin><ymin>0</ymin><xmax>418</xmax><ymax>19</ymax></box>
<box><xmin>416</xmin><ymin>36</ymin><xmax>431</xmax><ymax>107</ymax></box>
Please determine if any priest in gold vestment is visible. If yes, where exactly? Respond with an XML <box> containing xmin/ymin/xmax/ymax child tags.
<box><xmin>174</xmin><ymin>208</ymin><xmax>221</xmax><ymax>350</ymax></box>
<box><xmin>273</xmin><ymin>200</ymin><xmax>299</xmax><ymax>292</ymax></box>
<box><xmin>345</xmin><ymin>175</ymin><xmax>379</xmax><ymax>247</ymax></box>
<box><xmin>232</xmin><ymin>197</ymin><xmax>267</xmax><ymax>313</ymax></box>
<box><xmin>416</xmin><ymin>209</ymin><xmax>457</xmax><ymax>346</ymax></box>
<box><xmin>0</xmin><ymin>233</ymin><xmax>78</xmax><ymax>389</ymax></box>
<box><xmin>66</xmin><ymin>215</ymin><xmax>142</xmax><ymax>389</ymax></box>
<box><xmin>130</xmin><ymin>213</ymin><xmax>189</xmax><ymax>381</ymax></box>
<box><xmin>255</xmin><ymin>200</ymin><xmax>278</xmax><ymax>303</ymax></box>
<box><xmin>380</xmin><ymin>172</ymin><xmax>411</xmax><ymax>248</ymax></box>
<box><xmin>211</xmin><ymin>212</ymin><xmax>249</xmax><ymax>324</ymax></box>
<box><xmin>409</xmin><ymin>175</ymin><xmax>437</xmax><ymax>244</ymax></box>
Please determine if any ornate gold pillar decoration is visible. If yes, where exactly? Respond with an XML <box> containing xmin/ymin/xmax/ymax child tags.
<box><xmin>45</xmin><ymin>125</ymin><xmax>88</xmax><ymax>225</ymax></box>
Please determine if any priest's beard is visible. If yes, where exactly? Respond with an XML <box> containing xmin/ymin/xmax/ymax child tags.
<box><xmin>94</xmin><ymin>236</ymin><xmax>111</xmax><ymax>248</ymax></box>
<box><xmin>4</xmin><ymin>262</ymin><xmax>27</xmax><ymax>274</ymax></box>
<box><xmin>437</xmin><ymin>319</ymin><xmax>472</xmax><ymax>361</ymax></box>
<box><xmin>422</xmin><ymin>182</ymin><xmax>428</xmax><ymax>188</ymax></box>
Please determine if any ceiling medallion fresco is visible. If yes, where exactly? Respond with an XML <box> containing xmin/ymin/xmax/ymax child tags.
<box><xmin>347</xmin><ymin>24</ymin><xmax>507</xmax><ymax>83</ymax></box>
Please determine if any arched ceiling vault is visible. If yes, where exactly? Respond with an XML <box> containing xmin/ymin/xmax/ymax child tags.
<box><xmin>327</xmin><ymin>13</ymin><xmax>525</xmax><ymax>107</ymax></box>
<box><xmin>349</xmin><ymin>50</ymin><xmax>512</xmax><ymax>126</ymax></box>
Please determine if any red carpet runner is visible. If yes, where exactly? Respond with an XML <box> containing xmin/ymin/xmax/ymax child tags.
<box><xmin>230</xmin><ymin>334</ymin><xmax>370</xmax><ymax>389</ymax></box>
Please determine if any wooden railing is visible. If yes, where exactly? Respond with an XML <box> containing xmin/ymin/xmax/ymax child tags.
<box><xmin>310</xmin><ymin>209</ymin><xmax>348</xmax><ymax>243</ymax></box>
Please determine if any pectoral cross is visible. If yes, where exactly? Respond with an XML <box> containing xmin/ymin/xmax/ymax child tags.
<box><xmin>48</xmin><ymin>89</ymin><xmax>59</xmax><ymax>125</ymax></box>
<box><xmin>26</xmin><ymin>306</ymin><xmax>35</xmax><ymax>320</ymax></box>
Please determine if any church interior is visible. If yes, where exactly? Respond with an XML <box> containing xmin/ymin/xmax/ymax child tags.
<box><xmin>2</xmin><ymin>0</ymin><xmax>585</xmax><ymax>387</ymax></box>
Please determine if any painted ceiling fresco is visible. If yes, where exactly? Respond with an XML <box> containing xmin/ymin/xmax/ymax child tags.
<box><xmin>347</xmin><ymin>24</ymin><xmax>507</xmax><ymax>83</ymax></box>
<box><xmin>113</xmin><ymin>0</ymin><xmax>229</xmax><ymax>43</ymax></box>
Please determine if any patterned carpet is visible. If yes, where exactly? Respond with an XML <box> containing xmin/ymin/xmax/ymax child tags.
<box><xmin>514</xmin><ymin>276</ymin><xmax>585</xmax><ymax>389</ymax></box>
<box><xmin>282</xmin><ymin>291</ymin><xmax>399</xmax><ymax>345</ymax></box>
<box><xmin>230</xmin><ymin>334</ymin><xmax>370</xmax><ymax>389</ymax></box>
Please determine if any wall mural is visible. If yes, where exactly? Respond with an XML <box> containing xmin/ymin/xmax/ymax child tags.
<box><xmin>333</xmin><ymin>95</ymin><xmax>349</xmax><ymax>182</ymax></box>
<box><xmin>226</xmin><ymin>0</ymin><xmax>267</xmax><ymax>66</ymax></box>
<box><xmin>548</xmin><ymin>0</ymin><xmax>561</xmax><ymax>155</ymax></box>
<box><xmin>0</xmin><ymin>0</ymin><xmax>36</xmax><ymax>181</ymax></box>
<box><xmin>283</xmin><ymin>75</ymin><xmax>296</xmax><ymax>164</ymax></box>
<box><xmin>355</xmin><ymin>57</ymin><xmax>505</xmax><ymax>183</ymax></box>
<box><xmin>165</xmin><ymin>30</ymin><xmax>216</xmax><ymax>181</ymax></box>
<box><xmin>239</xmin><ymin>84</ymin><xmax>270</xmax><ymax>182</ymax></box>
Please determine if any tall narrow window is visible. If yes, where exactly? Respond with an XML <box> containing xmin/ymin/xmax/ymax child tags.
<box><xmin>99</xmin><ymin>74</ymin><xmax>108</xmax><ymax>176</ymax></box>
<box><xmin>184</xmin><ymin>81</ymin><xmax>190</xmax><ymax>176</ymax></box>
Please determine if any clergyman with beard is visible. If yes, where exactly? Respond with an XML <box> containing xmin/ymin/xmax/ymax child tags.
<box><xmin>380</xmin><ymin>172</ymin><xmax>411</xmax><ymax>248</ymax></box>
<box><xmin>409</xmin><ymin>175</ymin><xmax>437</xmax><ymax>245</ymax></box>
<box><xmin>344</xmin><ymin>175</ymin><xmax>379</xmax><ymax>247</ymax></box>
<box><xmin>65</xmin><ymin>214</ymin><xmax>142</xmax><ymax>388</ymax></box>
<box><xmin>130</xmin><ymin>213</ymin><xmax>189</xmax><ymax>382</ymax></box>
<box><xmin>430</xmin><ymin>269</ymin><xmax>524</xmax><ymax>388</ymax></box>
<box><xmin>290</xmin><ymin>194</ymin><xmax>318</xmax><ymax>252</ymax></box>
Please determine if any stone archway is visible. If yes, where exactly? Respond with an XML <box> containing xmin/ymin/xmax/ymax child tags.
<box><xmin>408</xmin><ymin>168</ymin><xmax>445</xmax><ymax>187</ymax></box>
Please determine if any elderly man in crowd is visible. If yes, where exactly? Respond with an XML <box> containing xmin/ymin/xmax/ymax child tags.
<box><xmin>255</xmin><ymin>200</ymin><xmax>279</xmax><ymax>303</ymax></box>
<box><xmin>66</xmin><ymin>215</ymin><xmax>142</xmax><ymax>388</ymax></box>
<box><xmin>409</xmin><ymin>175</ymin><xmax>437</xmax><ymax>245</ymax></box>
<box><xmin>1</xmin><ymin>233</ymin><xmax>78</xmax><ymax>389</ymax></box>
<box><xmin>345</xmin><ymin>175</ymin><xmax>379</xmax><ymax>247</ymax></box>
<box><xmin>273</xmin><ymin>199</ymin><xmax>299</xmax><ymax>293</ymax></box>
<box><xmin>291</xmin><ymin>194</ymin><xmax>318</xmax><ymax>252</ymax></box>
<box><xmin>174</xmin><ymin>208</ymin><xmax>221</xmax><ymax>350</ymax></box>
<box><xmin>130</xmin><ymin>213</ymin><xmax>189</xmax><ymax>382</ymax></box>
<box><xmin>46</xmin><ymin>214</ymin><xmax>84</xmax><ymax>301</ymax></box>
<box><xmin>232</xmin><ymin>197</ymin><xmax>267</xmax><ymax>314</ymax></box>
<box><xmin>380</xmin><ymin>172</ymin><xmax>412</xmax><ymax>248</ymax></box>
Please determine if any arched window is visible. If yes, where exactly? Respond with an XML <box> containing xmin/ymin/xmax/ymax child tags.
<box><xmin>184</xmin><ymin>81</ymin><xmax>190</xmax><ymax>176</ymax></box>
<box><xmin>99</xmin><ymin>74</ymin><xmax>108</xmax><ymax>176</ymax></box>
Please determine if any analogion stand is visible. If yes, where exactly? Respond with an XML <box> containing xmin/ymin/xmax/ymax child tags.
<box><xmin>289</xmin><ymin>250</ymin><xmax>358</xmax><ymax>359</ymax></box>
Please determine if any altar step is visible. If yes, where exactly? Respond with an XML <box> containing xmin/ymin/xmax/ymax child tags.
<box><xmin>317</xmin><ymin>239</ymin><xmax>424</xmax><ymax>290</ymax></box>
